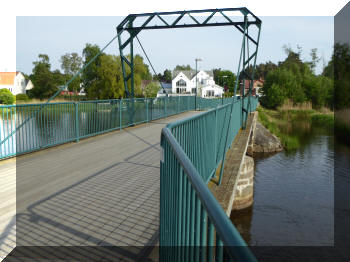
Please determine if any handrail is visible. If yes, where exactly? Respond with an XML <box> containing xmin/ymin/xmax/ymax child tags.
<box><xmin>160</xmin><ymin>96</ymin><xmax>259</xmax><ymax>261</ymax></box>
<box><xmin>161</xmin><ymin>127</ymin><xmax>257</xmax><ymax>261</ymax></box>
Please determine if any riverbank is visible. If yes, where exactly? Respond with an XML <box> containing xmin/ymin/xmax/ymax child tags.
<box><xmin>257</xmin><ymin>106</ymin><xmax>334</xmax><ymax>150</ymax></box>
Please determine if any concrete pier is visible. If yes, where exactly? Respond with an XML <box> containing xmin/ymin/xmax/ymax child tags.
<box><xmin>232</xmin><ymin>155</ymin><xmax>255</xmax><ymax>211</ymax></box>
<box><xmin>209</xmin><ymin>112</ymin><xmax>258</xmax><ymax>216</ymax></box>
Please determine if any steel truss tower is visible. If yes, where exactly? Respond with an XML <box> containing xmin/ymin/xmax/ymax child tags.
<box><xmin>117</xmin><ymin>7</ymin><xmax>261</xmax><ymax>128</ymax></box>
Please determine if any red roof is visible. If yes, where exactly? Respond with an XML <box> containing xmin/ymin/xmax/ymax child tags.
<box><xmin>0</xmin><ymin>72</ymin><xmax>20</xmax><ymax>85</ymax></box>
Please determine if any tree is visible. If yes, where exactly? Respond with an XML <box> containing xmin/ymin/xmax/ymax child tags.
<box><xmin>0</xmin><ymin>89</ymin><xmax>15</xmax><ymax>105</ymax></box>
<box><xmin>60</xmin><ymin>52</ymin><xmax>83</xmax><ymax>92</ymax></box>
<box><xmin>153</xmin><ymin>69</ymin><xmax>172</xmax><ymax>83</ymax></box>
<box><xmin>261</xmin><ymin>83</ymin><xmax>286</xmax><ymax>109</ymax></box>
<box><xmin>144</xmin><ymin>82</ymin><xmax>160</xmax><ymax>97</ymax></box>
<box><xmin>260</xmin><ymin>67</ymin><xmax>303</xmax><ymax>108</ymax></box>
<box><xmin>309</xmin><ymin>48</ymin><xmax>320</xmax><ymax>73</ymax></box>
<box><xmin>134</xmin><ymin>54</ymin><xmax>152</xmax><ymax>81</ymax></box>
<box><xmin>163</xmin><ymin>69</ymin><xmax>172</xmax><ymax>82</ymax></box>
<box><xmin>92</xmin><ymin>54</ymin><xmax>124</xmax><ymax>99</ymax></box>
<box><xmin>175</xmin><ymin>65</ymin><xmax>192</xmax><ymax>71</ymax></box>
<box><xmin>81</xmin><ymin>44</ymin><xmax>104</xmax><ymax>99</ymax></box>
<box><xmin>213</xmin><ymin>69</ymin><xmax>236</xmax><ymax>92</ymax></box>
<box><xmin>247</xmin><ymin>61</ymin><xmax>278</xmax><ymax>80</ymax></box>
<box><xmin>29</xmin><ymin>54</ymin><xmax>63</xmax><ymax>99</ymax></box>
<box><xmin>324</xmin><ymin>43</ymin><xmax>350</xmax><ymax>109</ymax></box>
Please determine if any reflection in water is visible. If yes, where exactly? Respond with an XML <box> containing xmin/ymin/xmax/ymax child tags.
<box><xmin>231</xmin><ymin>118</ymin><xmax>337</xmax><ymax>246</ymax></box>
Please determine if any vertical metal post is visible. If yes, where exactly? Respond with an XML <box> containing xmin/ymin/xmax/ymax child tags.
<box><xmin>195</xmin><ymin>60</ymin><xmax>198</xmax><ymax>110</ymax></box>
<box><xmin>217</xmin><ymin>15</ymin><xmax>248</xmax><ymax>186</ymax></box>
<box><xmin>75</xmin><ymin>102</ymin><xmax>79</xmax><ymax>142</ymax></box>
<box><xmin>119</xmin><ymin>99</ymin><xmax>122</xmax><ymax>129</ymax></box>
<box><xmin>130</xmin><ymin>25</ymin><xmax>135</xmax><ymax>124</ymax></box>
<box><xmin>146</xmin><ymin>98</ymin><xmax>149</xmax><ymax>122</ymax></box>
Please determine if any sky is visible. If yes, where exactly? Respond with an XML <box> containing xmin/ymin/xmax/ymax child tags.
<box><xmin>16</xmin><ymin>16</ymin><xmax>333</xmax><ymax>76</ymax></box>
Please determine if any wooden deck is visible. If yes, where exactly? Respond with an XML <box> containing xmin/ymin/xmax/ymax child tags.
<box><xmin>0</xmin><ymin>111</ymin><xmax>199</xmax><ymax>262</ymax></box>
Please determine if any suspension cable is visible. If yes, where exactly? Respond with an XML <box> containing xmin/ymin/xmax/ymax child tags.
<box><xmin>0</xmin><ymin>34</ymin><xmax>119</xmax><ymax>146</ymax></box>
<box><xmin>135</xmin><ymin>35</ymin><xmax>168</xmax><ymax>96</ymax></box>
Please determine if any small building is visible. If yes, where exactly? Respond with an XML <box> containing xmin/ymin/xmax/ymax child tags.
<box><xmin>171</xmin><ymin>70</ymin><xmax>224</xmax><ymax>98</ymax></box>
<box><xmin>0</xmin><ymin>72</ymin><xmax>33</xmax><ymax>95</ymax></box>
<box><xmin>156</xmin><ymin>82</ymin><xmax>173</xmax><ymax>97</ymax></box>
<box><xmin>240</xmin><ymin>78</ymin><xmax>264</xmax><ymax>96</ymax></box>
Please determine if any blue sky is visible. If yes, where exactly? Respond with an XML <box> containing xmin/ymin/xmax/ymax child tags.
<box><xmin>16</xmin><ymin>16</ymin><xmax>333</xmax><ymax>76</ymax></box>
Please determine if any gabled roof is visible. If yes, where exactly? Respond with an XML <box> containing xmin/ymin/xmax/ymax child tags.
<box><xmin>172</xmin><ymin>70</ymin><xmax>213</xmax><ymax>80</ymax></box>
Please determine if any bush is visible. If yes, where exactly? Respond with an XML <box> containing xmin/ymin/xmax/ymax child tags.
<box><xmin>16</xmin><ymin>94</ymin><xmax>30</xmax><ymax>101</ymax></box>
<box><xmin>0</xmin><ymin>89</ymin><xmax>15</xmax><ymax>105</ymax></box>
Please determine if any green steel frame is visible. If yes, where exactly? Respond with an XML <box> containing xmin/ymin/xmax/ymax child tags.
<box><xmin>117</xmin><ymin>7</ymin><xmax>261</xmax><ymax>126</ymax></box>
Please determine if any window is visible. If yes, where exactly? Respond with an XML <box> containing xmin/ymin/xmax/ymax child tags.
<box><xmin>191</xmin><ymin>88</ymin><xmax>196</xmax><ymax>94</ymax></box>
<box><xmin>206</xmin><ymin>90</ymin><xmax>214</xmax><ymax>97</ymax></box>
<box><xmin>176</xmin><ymin>87</ymin><xmax>186</xmax><ymax>94</ymax></box>
<box><xmin>176</xmin><ymin>79</ymin><xmax>187</xmax><ymax>87</ymax></box>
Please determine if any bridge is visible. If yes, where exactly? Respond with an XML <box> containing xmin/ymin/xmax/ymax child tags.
<box><xmin>0</xmin><ymin>7</ymin><xmax>262</xmax><ymax>262</ymax></box>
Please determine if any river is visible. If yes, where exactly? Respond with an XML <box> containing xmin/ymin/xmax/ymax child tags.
<box><xmin>231</xmin><ymin>117</ymin><xmax>342</xmax><ymax>246</ymax></box>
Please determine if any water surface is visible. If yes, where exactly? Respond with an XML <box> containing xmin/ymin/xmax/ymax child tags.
<box><xmin>231</xmin><ymin>119</ymin><xmax>337</xmax><ymax>246</ymax></box>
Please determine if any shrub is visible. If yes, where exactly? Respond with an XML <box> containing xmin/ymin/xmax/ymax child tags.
<box><xmin>0</xmin><ymin>89</ymin><xmax>15</xmax><ymax>105</ymax></box>
<box><xmin>16</xmin><ymin>94</ymin><xmax>30</xmax><ymax>101</ymax></box>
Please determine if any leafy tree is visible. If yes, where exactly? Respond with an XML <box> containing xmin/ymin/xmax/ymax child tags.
<box><xmin>309</xmin><ymin>48</ymin><xmax>321</xmax><ymax>73</ymax></box>
<box><xmin>29</xmin><ymin>54</ymin><xmax>63</xmax><ymax>99</ymax></box>
<box><xmin>134</xmin><ymin>55</ymin><xmax>152</xmax><ymax>81</ymax></box>
<box><xmin>16</xmin><ymin>94</ymin><xmax>29</xmax><ymax>101</ymax></box>
<box><xmin>163</xmin><ymin>69</ymin><xmax>172</xmax><ymax>82</ymax></box>
<box><xmin>60</xmin><ymin>52</ymin><xmax>83</xmax><ymax>92</ymax></box>
<box><xmin>213</xmin><ymin>69</ymin><xmax>236</xmax><ymax>92</ymax></box>
<box><xmin>261</xmin><ymin>67</ymin><xmax>303</xmax><ymax>108</ymax></box>
<box><xmin>81</xmin><ymin>44</ymin><xmax>104</xmax><ymax>99</ymax></box>
<box><xmin>247</xmin><ymin>61</ymin><xmax>278</xmax><ymax>80</ymax></box>
<box><xmin>324</xmin><ymin>43</ymin><xmax>350</xmax><ymax>109</ymax></box>
<box><xmin>91</xmin><ymin>54</ymin><xmax>124</xmax><ymax>99</ymax></box>
<box><xmin>0</xmin><ymin>89</ymin><xmax>15</xmax><ymax>104</ymax></box>
<box><xmin>153</xmin><ymin>69</ymin><xmax>172</xmax><ymax>83</ymax></box>
<box><xmin>175</xmin><ymin>65</ymin><xmax>192</xmax><ymax>71</ymax></box>
<box><xmin>144</xmin><ymin>82</ymin><xmax>160</xmax><ymax>97</ymax></box>
<box><xmin>261</xmin><ymin>83</ymin><xmax>285</xmax><ymax>109</ymax></box>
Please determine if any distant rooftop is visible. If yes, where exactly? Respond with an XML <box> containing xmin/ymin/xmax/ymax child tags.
<box><xmin>172</xmin><ymin>70</ymin><xmax>213</xmax><ymax>80</ymax></box>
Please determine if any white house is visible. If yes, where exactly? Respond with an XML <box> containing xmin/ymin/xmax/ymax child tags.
<box><xmin>171</xmin><ymin>70</ymin><xmax>224</xmax><ymax>98</ymax></box>
<box><xmin>0</xmin><ymin>72</ymin><xmax>34</xmax><ymax>95</ymax></box>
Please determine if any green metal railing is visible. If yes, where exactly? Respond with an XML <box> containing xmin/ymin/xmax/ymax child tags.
<box><xmin>0</xmin><ymin>96</ymin><xmax>198</xmax><ymax>159</ymax></box>
<box><xmin>160</xmin><ymin>96</ymin><xmax>258</xmax><ymax>261</ymax></box>
<box><xmin>0</xmin><ymin>96</ymin><xmax>254</xmax><ymax>160</ymax></box>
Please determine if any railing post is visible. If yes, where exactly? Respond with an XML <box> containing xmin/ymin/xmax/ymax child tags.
<box><xmin>146</xmin><ymin>98</ymin><xmax>149</xmax><ymax>122</ymax></box>
<box><xmin>119</xmin><ymin>99</ymin><xmax>122</xmax><ymax>130</ymax></box>
<box><xmin>164</xmin><ymin>97</ymin><xmax>167</xmax><ymax>117</ymax></box>
<box><xmin>214</xmin><ymin>106</ymin><xmax>218</xmax><ymax>161</ymax></box>
<box><xmin>75</xmin><ymin>102</ymin><xmax>79</xmax><ymax>142</ymax></box>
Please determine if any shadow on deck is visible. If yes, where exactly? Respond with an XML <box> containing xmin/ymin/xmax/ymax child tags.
<box><xmin>5</xmin><ymin>144</ymin><xmax>160</xmax><ymax>261</ymax></box>
<box><xmin>0</xmin><ymin>112</ymin><xmax>200</xmax><ymax>261</ymax></box>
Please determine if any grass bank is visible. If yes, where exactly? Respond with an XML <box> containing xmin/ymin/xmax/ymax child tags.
<box><xmin>257</xmin><ymin>106</ymin><xmax>334</xmax><ymax>151</ymax></box>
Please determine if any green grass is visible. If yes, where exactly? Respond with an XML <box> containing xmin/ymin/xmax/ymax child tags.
<box><xmin>257</xmin><ymin>106</ymin><xmax>304</xmax><ymax>151</ymax></box>
<box><xmin>311</xmin><ymin>113</ymin><xmax>334</xmax><ymax>126</ymax></box>
<box><xmin>258</xmin><ymin>106</ymin><xmax>335</xmax><ymax>151</ymax></box>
